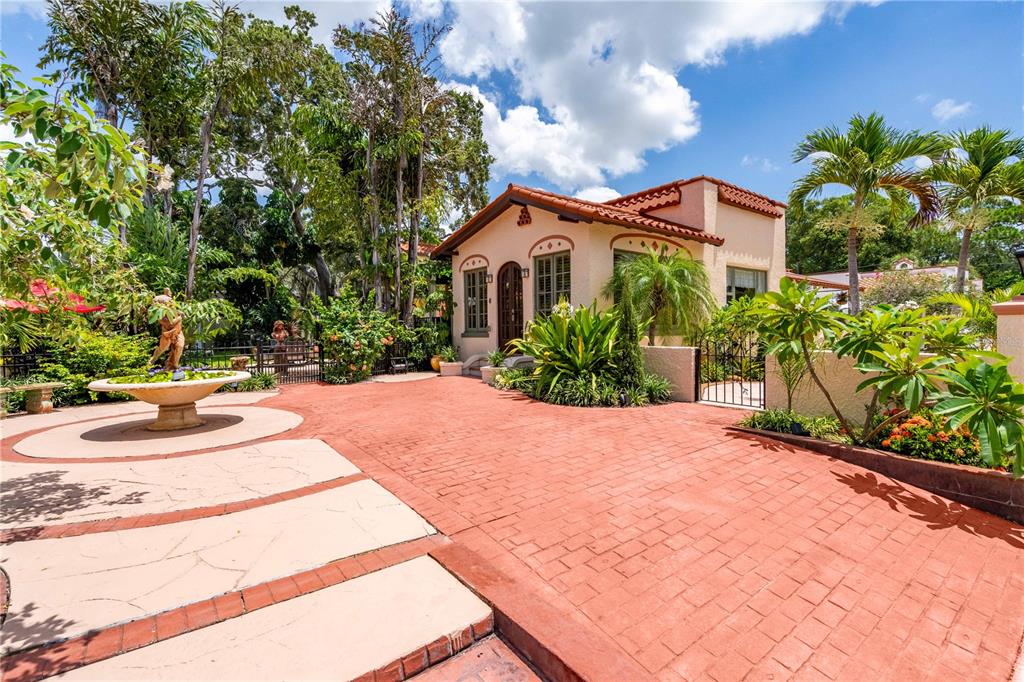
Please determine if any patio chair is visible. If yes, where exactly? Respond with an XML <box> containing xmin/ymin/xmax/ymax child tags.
<box><xmin>389</xmin><ymin>356</ymin><xmax>409</xmax><ymax>374</ymax></box>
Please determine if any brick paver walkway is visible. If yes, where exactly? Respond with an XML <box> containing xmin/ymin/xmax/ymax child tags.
<box><xmin>270</xmin><ymin>379</ymin><xmax>1024</xmax><ymax>681</ymax></box>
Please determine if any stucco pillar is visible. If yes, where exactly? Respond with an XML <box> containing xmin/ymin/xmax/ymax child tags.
<box><xmin>642</xmin><ymin>346</ymin><xmax>697</xmax><ymax>402</ymax></box>
<box><xmin>993</xmin><ymin>298</ymin><xmax>1024</xmax><ymax>382</ymax></box>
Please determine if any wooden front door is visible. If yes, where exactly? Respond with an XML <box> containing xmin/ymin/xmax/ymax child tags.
<box><xmin>497</xmin><ymin>262</ymin><xmax>524</xmax><ymax>351</ymax></box>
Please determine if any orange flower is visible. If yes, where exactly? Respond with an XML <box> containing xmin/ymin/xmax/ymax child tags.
<box><xmin>927</xmin><ymin>434</ymin><xmax>937</xmax><ymax>443</ymax></box>
<box><xmin>881</xmin><ymin>439</ymin><xmax>891</xmax><ymax>447</ymax></box>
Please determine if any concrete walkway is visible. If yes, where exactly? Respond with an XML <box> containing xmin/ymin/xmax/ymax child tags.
<box><xmin>0</xmin><ymin>394</ymin><xmax>519</xmax><ymax>681</ymax></box>
<box><xmin>267</xmin><ymin>379</ymin><xmax>1024</xmax><ymax>681</ymax></box>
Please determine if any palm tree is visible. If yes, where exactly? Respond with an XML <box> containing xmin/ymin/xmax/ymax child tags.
<box><xmin>791</xmin><ymin>113</ymin><xmax>945</xmax><ymax>313</ymax></box>
<box><xmin>603</xmin><ymin>246</ymin><xmax>715</xmax><ymax>345</ymax></box>
<box><xmin>928</xmin><ymin>127</ymin><xmax>1024</xmax><ymax>293</ymax></box>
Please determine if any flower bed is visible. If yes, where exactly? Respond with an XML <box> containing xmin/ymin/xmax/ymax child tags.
<box><xmin>108</xmin><ymin>370</ymin><xmax>233</xmax><ymax>384</ymax></box>
<box><xmin>731</xmin><ymin>425</ymin><xmax>1024</xmax><ymax>524</ymax></box>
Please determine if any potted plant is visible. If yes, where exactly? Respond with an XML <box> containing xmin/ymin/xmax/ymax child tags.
<box><xmin>480</xmin><ymin>349</ymin><xmax>506</xmax><ymax>386</ymax></box>
<box><xmin>438</xmin><ymin>346</ymin><xmax>462</xmax><ymax>377</ymax></box>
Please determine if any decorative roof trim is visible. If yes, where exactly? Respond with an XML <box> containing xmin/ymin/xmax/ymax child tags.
<box><xmin>529</xmin><ymin>235</ymin><xmax>576</xmax><ymax>258</ymax></box>
<box><xmin>458</xmin><ymin>254</ymin><xmax>490</xmax><ymax>272</ymax></box>
<box><xmin>605</xmin><ymin>175</ymin><xmax>787</xmax><ymax>218</ymax></box>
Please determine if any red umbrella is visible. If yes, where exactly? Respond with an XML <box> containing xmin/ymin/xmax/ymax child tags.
<box><xmin>1</xmin><ymin>279</ymin><xmax>106</xmax><ymax>314</ymax></box>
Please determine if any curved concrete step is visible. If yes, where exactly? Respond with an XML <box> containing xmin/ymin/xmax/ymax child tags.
<box><xmin>0</xmin><ymin>480</ymin><xmax>435</xmax><ymax>654</ymax></box>
<box><xmin>55</xmin><ymin>556</ymin><xmax>492</xmax><ymax>681</ymax></box>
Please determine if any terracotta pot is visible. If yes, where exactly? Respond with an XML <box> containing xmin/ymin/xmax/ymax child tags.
<box><xmin>430</xmin><ymin>355</ymin><xmax>441</xmax><ymax>372</ymax></box>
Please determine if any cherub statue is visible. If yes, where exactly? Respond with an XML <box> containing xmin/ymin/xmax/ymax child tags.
<box><xmin>149</xmin><ymin>288</ymin><xmax>186</xmax><ymax>370</ymax></box>
<box><xmin>271</xmin><ymin>320</ymin><xmax>289</xmax><ymax>347</ymax></box>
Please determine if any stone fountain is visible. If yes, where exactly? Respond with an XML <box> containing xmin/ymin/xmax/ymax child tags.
<box><xmin>88</xmin><ymin>289</ymin><xmax>249</xmax><ymax>431</ymax></box>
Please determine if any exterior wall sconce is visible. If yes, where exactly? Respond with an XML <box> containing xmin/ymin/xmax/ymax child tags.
<box><xmin>486</xmin><ymin>273</ymin><xmax>493</xmax><ymax>283</ymax></box>
<box><xmin>521</xmin><ymin>267</ymin><xmax>530</xmax><ymax>278</ymax></box>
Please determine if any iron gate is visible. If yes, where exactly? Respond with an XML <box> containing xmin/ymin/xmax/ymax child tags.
<box><xmin>696</xmin><ymin>333</ymin><xmax>765</xmax><ymax>408</ymax></box>
<box><xmin>181</xmin><ymin>341</ymin><xmax>329</xmax><ymax>385</ymax></box>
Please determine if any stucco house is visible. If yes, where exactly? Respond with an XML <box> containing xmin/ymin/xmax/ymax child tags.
<box><xmin>434</xmin><ymin>176</ymin><xmax>787</xmax><ymax>358</ymax></box>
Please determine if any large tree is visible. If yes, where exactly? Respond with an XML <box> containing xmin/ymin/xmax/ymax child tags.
<box><xmin>928</xmin><ymin>127</ymin><xmax>1024</xmax><ymax>292</ymax></box>
<box><xmin>791</xmin><ymin>113</ymin><xmax>945</xmax><ymax>313</ymax></box>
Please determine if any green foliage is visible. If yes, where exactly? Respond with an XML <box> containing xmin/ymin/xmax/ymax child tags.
<box><xmin>108</xmin><ymin>370</ymin><xmax>232</xmax><ymax>383</ymax></box>
<box><xmin>33</xmin><ymin>330</ymin><xmax>152</xmax><ymax>405</ymax></box>
<box><xmin>640</xmin><ymin>373</ymin><xmax>672</xmax><ymax>403</ymax></box>
<box><xmin>604</xmin><ymin>247</ymin><xmax>714</xmax><ymax>345</ymax></box>
<box><xmin>511</xmin><ymin>302</ymin><xmax>619</xmax><ymax>397</ymax></box>
<box><xmin>486</xmin><ymin>349</ymin><xmax>506</xmax><ymax>368</ymax></box>
<box><xmin>220</xmin><ymin>371</ymin><xmax>277</xmax><ymax>392</ymax></box>
<box><xmin>790</xmin><ymin>113</ymin><xmax>945</xmax><ymax>313</ymax></box>
<box><xmin>871</xmin><ymin>411</ymin><xmax>984</xmax><ymax>468</ymax></box>
<box><xmin>934</xmin><ymin>358</ymin><xmax>1024</xmax><ymax>473</ymax></box>
<box><xmin>494</xmin><ymin>367</ymin><xmax>535</xmax><ymax>392</ymax></box>
<box><xmin>929</xmin><ymin>282</ymin><xmax>1024</xmax><ymax>345</ymax></box>
<box><xmin>740</xmin><ymin>410</ymin><xmax>845</xmax><ymax>442</ymax></box>
<box><xmin>438</xmin><ymin>346</ymin><xmax>458</xmax><ymax>362</ymax></box>
<box><xmin>314</xmin><ymin>288</ymin><xmax>405</xmax><ymax>384</ymax></box>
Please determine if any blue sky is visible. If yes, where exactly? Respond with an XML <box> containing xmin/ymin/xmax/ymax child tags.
<box><xmin>3</xmin><ymin>1</ymin><xmax>1021</xmax><ymax>205</ymax></box>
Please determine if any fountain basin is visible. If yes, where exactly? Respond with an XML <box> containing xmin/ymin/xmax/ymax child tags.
<box><xmin>88</xmin><ymin>371</ymin><xmax>251</xmax><ymax>431</ymax></box>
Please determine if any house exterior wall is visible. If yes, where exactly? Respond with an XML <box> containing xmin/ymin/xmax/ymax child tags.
<box><xmin>448</xmin><ymin>182</ymin><xmax>786</xmax><ymax>359</ymax></box>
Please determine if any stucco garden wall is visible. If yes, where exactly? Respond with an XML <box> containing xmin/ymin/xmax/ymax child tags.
<box><xmin>642</xmin><ymin>346</ymin><xmax>697</xmax><ymax>402</ymax></box>
<box><xmin>994</xmin><ymin>299</ymin><xmax>1024</xmax><ymax>382</ymax></box>
<box><xmin>765</xmin><ymin>352</ymin><xmax>875</xmax><ymax>423</ymax></box>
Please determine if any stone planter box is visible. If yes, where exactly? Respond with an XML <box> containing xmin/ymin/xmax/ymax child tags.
<box><xmin>439</xmin><ymin>361</ymin><xmax>463</xmax><ymax>377</ymax></box>
<box><xmin>731</xmin><ymin>426</ymin><xmax>1024</xmax><ymax>525</ymax></box>
<box><xmin>480</xmin><ymin>366</ymin><xmax>504</xmax><ymax>385</ymax></box>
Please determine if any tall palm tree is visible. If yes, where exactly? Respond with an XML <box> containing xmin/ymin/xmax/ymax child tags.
<box><xmin>928</xmin><ymin>127</ymin><xmax>1024</xmax><ymax>293</ymax></box>
<box><xmin>603</xmin><ymin>246</ymin><xmax>715</xmax><ymax>345</ymax></box>
<box><xmin>791</xmin><ymin>113</ymin><xmax>945</xmax><ymax>313</ymax></box>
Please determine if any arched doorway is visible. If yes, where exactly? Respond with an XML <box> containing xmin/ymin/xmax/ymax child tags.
<box><xmin>497</xmin><ymin>262</ymin><xmax>524</xmax><ymax>351</ymax></box>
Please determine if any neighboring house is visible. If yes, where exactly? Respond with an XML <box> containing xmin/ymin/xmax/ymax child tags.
<box><xmin>434</xmin><ymin>176</ymin><xmax>787</xmax><ymax>358</ymax></box>
<box><xmin>798</xmin><ymin>258</ymin><xmax>982</xmax><ymax>301</ymax></box>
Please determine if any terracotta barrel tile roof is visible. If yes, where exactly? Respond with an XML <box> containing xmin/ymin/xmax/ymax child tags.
<box><xmin>434</xmin><ymin>184</ymin><xmax>723</xmax><ymax>256</ymax></box>
<box><xmin>606</xmin><ymin>175</ymin><xmax>786</xmax><ymax>218</ymax></box>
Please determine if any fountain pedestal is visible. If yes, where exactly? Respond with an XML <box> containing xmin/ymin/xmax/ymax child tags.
<box><xmin>88</xmin><ymin>371</ymin><xmax>250</xmax><ymax>431</ymax></box>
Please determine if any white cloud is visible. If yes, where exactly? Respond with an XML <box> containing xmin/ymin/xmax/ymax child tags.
<box><xmin>931</xmin><ymin>98</ymin><xmax>973</xmax><ymax>122</ymax></box>
<box><xmin>574</xmin><ymin>186</ymin><xmax>621</xmax><ymax>203</ymax></box>
<box><xmin>741</xmin><ymin>155</ymin><xmax>780</xmax><ymax>173</ymax></box>
<box><xmin>0</xmin><ymin>0</ymin><xmax>45</xmax><ymax>18</ymax></box>
<box><xmin>912</xmin><ymin>156</ymin><xmax>933</xmax><ymax>170</ymax></box>
<box><xmin>441</xmin><ymin>1</ymin><xmax>863</xmax><ymax>190</ymax></box>
<box><xmin>405</xmin><ymin>0</ymin><xmax>444</xmax><ymax>21</ymax></box>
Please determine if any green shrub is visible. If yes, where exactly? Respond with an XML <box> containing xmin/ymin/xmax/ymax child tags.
<box><xmin>740</xmin><ymin>409</ymin><xmax>845</xmax><ymax>442</ymax></box>
<box><xmin>314</xmin><ymin>288</ymin><xmax>406</xmax><ymax>384</ymax></box>
<box><xmin>30</xmin><ymin>330</ymin><xmax>152</xmax><ymax>406</ymax></box>
<box><xmin>486</xmin><ymin>349</ymin><xmax>506</xmax><ymax>367</ymax></box>
<box><xmin>700</xmin><ymin>361</ymin><xmax>728</xmax><ymax>383</ymax></box>
<box><xmin>494</xmin><ymin>367</ymin><xmax>535</xmax><ymax>391</ymax></box>
<box><xmin>612</xmin><ymin>287</ymin><xmax>645</xmax><ymax>389</ymax></box>
<box><xmin>219</xmin><ymin>372</ymin><xmax>277</xmax><ymax>392</ymax></box>
<box><xmin>641</xmin><ymin>373</ymin><xmax>672</xmax><ymax>404</ymax></box>
<box><xmin>438</xmin><ymin>345</ymin><xmax>458</xmax><ymax>362</ymax></box>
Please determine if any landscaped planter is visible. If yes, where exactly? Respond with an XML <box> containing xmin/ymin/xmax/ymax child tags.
<box><xmin>731</xmin><ymin>426</ymin><xmax>1024</xmax><ymax>524</ymax></box>
<box><xmin>480</xmin><ymin>365</ymin><xmax>504</xmax><ymax>385</ymax></box>
<box><xmin>439</xmin><ymin>361</ymin><xmax>463</xmax><ymax>377</ymax></box>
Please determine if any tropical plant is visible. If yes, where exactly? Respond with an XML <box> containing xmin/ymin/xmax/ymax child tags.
<box><xmin>603</xmin><ymin>246</ymin><xmax>714</xmax><ymax>345</ymax></box>
<box><xmin>934</xmin><ymin>358</ymin><xmax>1024</xmax><ymax>473</ymax></box>
<box><xmin>791</xmin><ymin>113</ymin><xmax>945</xmax><ymax>313</ymax></box>
<box><xmin>486</xmin><ymin>349</ymin><xmax>506</xmax><ymax>368</ymax></box>
<box><xmin>928</xmin><ymin>127</ymin><xmax>1024</xmax><ymax>292</ymax></box>
<box><xmin>860</xmin><ymin>270</ymin><xmax>955</xmax><ymax>309</ymax></box>
<box><xmin>438</xmin><ymin>345</ymin><xmax>458</xmax><ymax>362</ymax></box>
<box><xmin>930</xmin><ymin>281</ymin><xmax>1024</xmax><ymax>345</ymax></box>
<box><xmin>872</xmin><ymin>411</ymin><xmax>984</xmax><ymax>468</ymax></box>
<box><xmin>510</xmin><ymin>302</ymin><xmax>619</xmax><ymax>397</ymax></box>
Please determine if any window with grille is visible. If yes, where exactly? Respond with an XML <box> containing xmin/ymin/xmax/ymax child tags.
<box><xmin>463</xmin><ymin>268</ymin><xmax>488</xmax><ymax>332</ymax></box>
<box><xmin>535</xmin><ymin>252</ymin><xmax>571</xmax><ymax>314</ymax></box>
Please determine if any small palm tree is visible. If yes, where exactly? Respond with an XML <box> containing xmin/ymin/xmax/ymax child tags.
<box><xmin>791</xmin><ymin>113</ymin><xmax>945</xmax><ymax>313</ymax></box>
<box><xmin>603</xmin><ymin>246</ymin><xmax>715</xmax><ymax>345</ymax></box>
<box><xmin>928</xmin><ymin>127</ymin><xmax>1024</xmax><ymax>292</ymax></box>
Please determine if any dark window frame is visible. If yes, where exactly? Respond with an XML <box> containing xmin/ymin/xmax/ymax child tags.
<box><xmin>726</xmin><ymin>266</ymin><xmax>767</xmax><ymax>302</ymax></box>
<box><xmin>463</xmin><ymin>268</ymin><xmax>489</xmax><ymax>333</ymax></box>
<box><xmin>534</xmin><ymin>251</ymin><xmax>571</xmax><ymax>316</ymax></box>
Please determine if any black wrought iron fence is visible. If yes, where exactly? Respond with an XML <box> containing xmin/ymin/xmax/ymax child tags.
<box><xmin>0</xmin><ymin>351</ymin><xmax>50</xmax><ymax>380</ymax></box>
<box><xmin>696</xmin><ymin>334</ymin><xmax>765</xmax><ymax>408</ymax></box>
<box><xmin>182</xmin><ymin>340</ymin><xmax>328</xmax><ymax>385</ymax></box>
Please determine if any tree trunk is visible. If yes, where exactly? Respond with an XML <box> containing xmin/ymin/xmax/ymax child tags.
<box><xmin>185</xmin><ymin>104</ymin><xmax>217</xmax><ymax>299</ymax></box>
<box><xmin>846</xmin><ymin>226</ymin><xmax>861</xmax><ymax>315</ymax></box>
<box><xmin>288</xmin><ymin>202</ymin><xmax>333</xmax><ymax>303</ymax></box>
<box><xmin>405</xmin><ymin>149</ymin><xmax>424</xmax><ymax>324</ymax></box>
<box><xmin>955</xmin><ymin>226</ymin><xmax>972</xmax><ymax>293</ymax></box>
<box><xmin>394</xmin><ymin>146</ymin><xmax>405</xmax><ymax>318</ymax></box>
<box><xmin>366</xmin><ymin>130</ymin><xmax>383</xmax><ymax>310</ymax></box>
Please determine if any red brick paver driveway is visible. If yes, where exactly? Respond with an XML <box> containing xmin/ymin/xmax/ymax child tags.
<box><xmin>270</xmin><ymin>379</ymin><xmax>1024</xmax><ymax>681</ymax></box>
